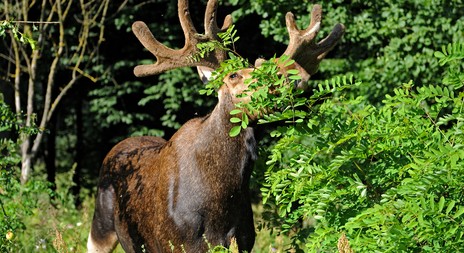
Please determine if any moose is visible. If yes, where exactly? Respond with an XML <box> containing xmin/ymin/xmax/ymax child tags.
<box><xmin>87</xmin><ymin>0</ymin><xmax>344</xmax><ymax>252</ymax></box>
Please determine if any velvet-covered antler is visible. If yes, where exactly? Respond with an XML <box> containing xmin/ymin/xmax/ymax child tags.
<box><xmin>281</xmin><ymin>4</ymin><xmax>345</xmax><ymax>81</ymax></box>
<box><xmin>132</xmin><ymin>0</ymin><xmax>232</xmax><ymax>77</ymax></box>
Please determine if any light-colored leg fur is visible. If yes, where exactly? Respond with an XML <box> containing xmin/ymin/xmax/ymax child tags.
<box><xmin>87</xmin><ymin>229</ymin><xmax>118</xmax><ymax>253</ymax></box>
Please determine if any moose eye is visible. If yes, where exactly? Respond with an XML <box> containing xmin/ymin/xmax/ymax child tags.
<box><xmin>229</xmin><ymin>73</ymin><xmax>238</xmax><ymax>79</ymax></box>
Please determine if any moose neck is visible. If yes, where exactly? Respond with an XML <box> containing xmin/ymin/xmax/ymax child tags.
<box><xmin>210</xmin><ymin>89</ymin><xmax>242</xmax><ymax>130</ymax></box>
<box><xmin>184</xmin><ymin>88</ymin><xmax>257</xmax><ymax>188</ymax></box>
<box><xmin>206</xmin><ymin>87</ymin><xmax>256</xmax><ymax>141</ymax></box>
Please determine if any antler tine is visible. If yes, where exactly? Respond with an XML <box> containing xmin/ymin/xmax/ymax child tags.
<box><xmin>132</xmin><ymin>0</ymin><xmax>233</xmax><ymax>77</ymax></box>
<box><xmin>178</xmin><ymin>0</ymin><xmax>197</xmax><ymax>44</ymax></box>
<box><xmin>282</xmin><ymin>4</ymin><xmax>345</xmax><ymax>80</ymax></box>
<box><xmin>132</xmin><ymin>21</ymin><xmax>178</xmax><ymax>77</ymax></box>
<box><xmin>204</xmin><ymin>0</ymin><xmax>233</xmax><ymax>36</ymax></box>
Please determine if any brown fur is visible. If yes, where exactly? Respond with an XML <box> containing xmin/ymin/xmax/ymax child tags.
<box><xmin>88</xmin><ymin>71</ymin><xmax>256</xmax><ymax>253</ymax></box>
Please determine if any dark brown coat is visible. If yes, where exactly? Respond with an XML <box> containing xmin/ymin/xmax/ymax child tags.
<box><xmin>88</xmin><ymin>80</ymin><xmax>256</xmax><ymax>253</ymax></box>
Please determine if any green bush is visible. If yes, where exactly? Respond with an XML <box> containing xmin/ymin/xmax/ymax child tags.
<box><xmin>0</xmin><ymin>100</ymin><xmax>92</xmax><ymax>252</ymax></box>
<box><xmin>0</xmin><ymin>101</ymin><xmax>48</xmax><ymax>252</ymax></box>
<box><xmin>230</xmin><ymin>0</ymin><xmax>463</xmax><ymax>104</ymax></box>
<box><xmin>260</xmin><ymin>43</ymin><xmax>464</xmax><ymax>252</ymax></box>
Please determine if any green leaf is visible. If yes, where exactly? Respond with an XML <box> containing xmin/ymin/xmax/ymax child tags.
<box><xmin>230</xmin><ymin>117</ymin><xmax>241</xmax><ymax>123</ymax></box>
<box><xmin>446</xmin><ymin>200</ymin><xmax>456</xmax><ymax>215</ymax></box>
<box><xmin>230</xmin><ymin>109</ymin><xmax>242</xmax><ymax>115</ymax></box>
<box><xmin>242</xmin><ymin>113</ymin><xmax>249</xmax><ymax>126</ymax></box>
<box><xmin>438</xmin><ymin>196</ymin><xmax>445</xmax><ymax>213</ymax></box>
<box><xmin>289</xmin><ymin>75</ymin><xmax>302</xmax><ymax>80</ymax></box>
<box><xmin>434</xmin><ymin>51</ymin><xmax>445</xmax><ymax>59</ymax></box>
<box><xmin>229</xmin><ymin>125</ymin><xmax>241</xmax><ymax>137</ymax></box>
<box><xmin>287</xmin><ymin>69</ymin><xmax>299</xmax><ymax>75</ymax></box>
<box><xmin>241</xmin><ymin>120</ymin><xmax>248</xmax><ymax>129</ymax></box>
<box><xmin>453</xmin><ymin>207</ymin><xmax>464</xmax><ymax>219</ymax></box>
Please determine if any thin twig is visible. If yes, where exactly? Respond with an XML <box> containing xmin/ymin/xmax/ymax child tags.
<box><xmin>1</xmin><ymin>20</ymin><xmax>60</xmax><ymax>24</ymax></box>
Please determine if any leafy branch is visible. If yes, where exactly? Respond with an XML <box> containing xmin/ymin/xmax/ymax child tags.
<box><xmin>0</xmin><ymin>20</ymin><xmax>38</xmax><ymax>50</ymax></box>
<box><xmin>434</xmin><ymin>42</ymin><xmax>464</xmax><ymax>66</ymax></box>
<box><xmin>189</xmin><ymin>24</ymin><xmax>241</xmax><ymax>64</ymax></box>
<box><xmin>193</xmin><ymin>25</ymin><xmax>359</xmax><ymax>137</ymax></box>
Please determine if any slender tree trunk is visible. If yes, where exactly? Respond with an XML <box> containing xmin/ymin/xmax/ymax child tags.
<box><xmin>21</xmin><ymin>46</ymin><xmax>39</xmax><ymax>184</ymax></box>
<box><xmin>20</xmin><ymin>138</ymin><xmax>31</xmax><ymax>184</ymax></box>
<box><xmin>5</xmin><ymin>0</ymin><xmax>110</xmax><ymax>183</ymax></box>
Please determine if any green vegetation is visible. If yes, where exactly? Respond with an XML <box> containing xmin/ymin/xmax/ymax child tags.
<box><xmin>0</xmin><ymin>100</ymin><xmax>92</xmax><ymax>252</ymax></box>
<box><xmin>0</xmin><ymin>20</ymin><xmax>36</xmax><ymax>50</ymax></box>
<box><xmin>1</xmin><ymin>0</ymin><xmax>463</xmax><ymax>252</ymax></box>
<box><xmin>259</xmin><ymin>44</ymin><xmax>464</xmax><ymax>252</ymax></box>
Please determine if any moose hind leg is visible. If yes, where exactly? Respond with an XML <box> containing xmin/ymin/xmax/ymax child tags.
<box><xmin>87</xmin><ymin>186</ymin><xmax>118</xmax><ymax>253</ymax></box>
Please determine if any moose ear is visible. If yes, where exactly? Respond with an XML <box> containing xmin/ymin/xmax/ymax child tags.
<box><xmin>254</xmin><ymin>58</ymin><xmax>266</xmax><ymax>67</ymax></box>
<box><xmin>197</xmin><ymin>66</ymin><xmax>215</xmax><ymax>84</ymax></box>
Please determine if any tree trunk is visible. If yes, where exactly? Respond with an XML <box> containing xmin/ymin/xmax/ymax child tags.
<box><xmin>5</xmin><ymin>0</ymin><xmax>110</xmax><ymax>183</ymax></box>
<box><xmin>20</xmin><ymin>136</ymin><xmax>32</xmax><ymax>184</ymax></box>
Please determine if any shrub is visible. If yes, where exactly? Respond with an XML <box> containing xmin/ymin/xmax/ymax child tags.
<box><xmin>0</xmin><ymin>100</ymin><xmax>91</xmax><ymax>252</ymax></box>
<box><xmin>230</xmin><ymin>0</ymin><xmax>463</xmax><ymax>104</ymax></box>
<box><xmin>260</xmin><ymin>43</ymin><xmax>464</xmax><ymax>252</ymax></box>
<box><xmin>0</xmin><ymin>100</ymin><xmax>49</xmax><ymax>252</ymax></box>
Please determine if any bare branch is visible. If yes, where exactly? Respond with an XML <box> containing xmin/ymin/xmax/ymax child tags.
<box><xmin>2</xmin><ymin>20</ymin><xmax>60</xmax><ymax>24</ymax></box>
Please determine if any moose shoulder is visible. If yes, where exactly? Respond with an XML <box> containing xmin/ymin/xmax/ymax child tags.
<box><xmin>87</xmin><ymin>0</ymin><xmax>344</xmax><ymax>252</ymax></box>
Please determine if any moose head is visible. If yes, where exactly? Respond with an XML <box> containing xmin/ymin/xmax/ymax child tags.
<box><xmin>87</xmin><ymin>1</ymin><xmax>344</xmax><ymax>252</ymax></box>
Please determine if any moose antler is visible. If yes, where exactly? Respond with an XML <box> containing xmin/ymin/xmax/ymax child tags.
<box><xmin>281</xmin><ymin>4</ymin><xmax>345</xmax><ymax>80</ymax></box>
<box><xmin>132</xmin><ymin>0</ymin><xmax>232</xmax><ymax>77</ymax></box>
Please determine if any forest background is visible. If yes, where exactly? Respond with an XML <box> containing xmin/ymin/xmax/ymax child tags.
<box><xmin>1</xmin><ymin>0</ymin><xmax>463</xmax><ymax>252</ymax></box>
